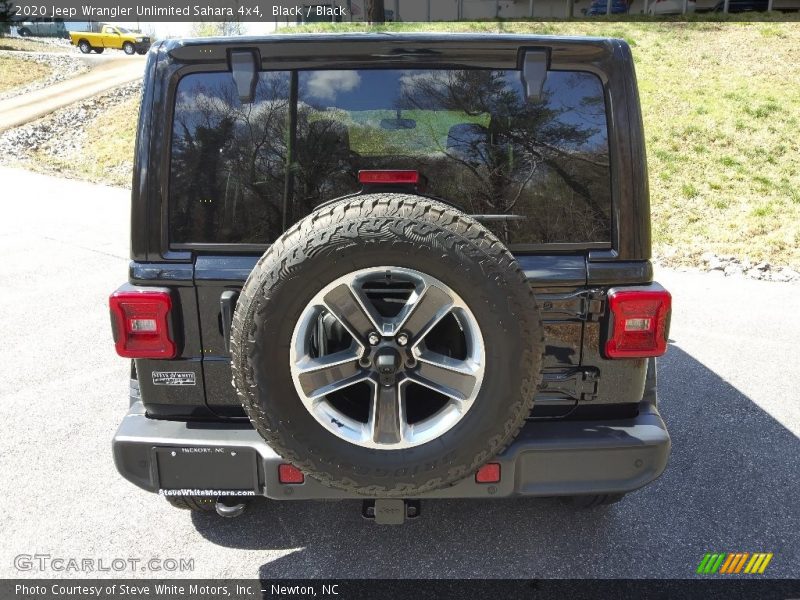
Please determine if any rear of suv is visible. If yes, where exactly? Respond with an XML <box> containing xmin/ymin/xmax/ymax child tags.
<box><xmin>111</xmin><ymin>33</ymin><xmax>671</xmax><ymax>522</ymax></box>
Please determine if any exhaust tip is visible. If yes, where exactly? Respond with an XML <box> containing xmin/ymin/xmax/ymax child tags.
<box><xmin>214</xmin><ymin>499</ymin><xmax>247</xmax><ymax>518</ymax></box>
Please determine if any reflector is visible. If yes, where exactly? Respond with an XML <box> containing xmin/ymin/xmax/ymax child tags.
<box><xmin>475</xmin><ymin>462</ymin><xmax>501</xmax><ymax>484</ymax></box>
<box><xmin>278</xmin><ymin>464</ymin><xmax>305</xmax><ymax>484</ymax></box>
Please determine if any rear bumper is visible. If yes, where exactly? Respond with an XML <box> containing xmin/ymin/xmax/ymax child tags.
<box><xmin>113</xmin><ymin>401</ymin><xmax>670</xmax><ymax>500</ymax></box>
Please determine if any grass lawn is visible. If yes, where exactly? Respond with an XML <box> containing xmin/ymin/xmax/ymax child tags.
<box><xmin>0</xmin><ymin>54</ymin><xmax>52</xmax><ymax>93</ymax></box>
<box><xmin>75</xmin><ymin>95</ymin><xmax>140</xmax><ymax>187</ymax></box>
<box><xmin>7</xmin><ymin>20</ymin><xmax>799</xmax><ymax>267</ymax></box>
<box><xmin>37</xmin><ymin>96</ymin><xmax>141</xmax><ymax>188</ymax></box>
<box><xmin>290</xmin><ymin>19</ymin><xmax>800</xmax><ymax>268</ymax></box>
<box><xmin>312</xmin><ymin>109</ymin><xmax>489</xmax><ymax>155</ymax></box>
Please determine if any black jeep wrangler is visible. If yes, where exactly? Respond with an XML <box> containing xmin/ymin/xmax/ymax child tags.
<box><xmin>111</xmin><ymin>33</ymin><xmax>671</xmax><ymax>522</ymax></box>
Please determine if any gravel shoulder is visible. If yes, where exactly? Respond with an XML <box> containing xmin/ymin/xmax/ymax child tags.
<box><xmin>655</xmin><ymin>253</ymin><xmax>800</xmax><ymax>284</ymax></box>
<box><xmin>0</xmin><ymin>50</ymin><xmax>90</xmax><ymax>102</ymax></box>
<box><xmin>0</xmin><ymin>54</ymin><xmax>145</xmax><ymax>132</ymax></box>
<box><xmin>0</xmin><ymin>81</ymin><xmax>141</xmax><ymax>187</ymax></box>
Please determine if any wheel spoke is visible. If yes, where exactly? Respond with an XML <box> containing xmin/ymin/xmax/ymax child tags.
<box><xmin>292</xmin><ymin>266</ymin><xmax>486</xmax><ymax>449</ymax></box>
<box><xmin>396</xmin><ymin>284</ymin><xmax>454</xmax><ymax>344</ymax></box>
<box><xmin>409</xmin><ymin>351</ymin><xmax>479</xmax><ymax>401</ymax></box>
<box><xmin>370</xmin><ymin>383</ymin><xmax>403</xmax><ymax>445</ymax></box>
<box><xmin>295</xmin><ymin>349</ymin><xmax>364</xmax><ymax>398</ymax></box>
<box><xmin>322</xmin><ymin>283</ymin><xmax>381</xmax><ymax>343</ymax></box>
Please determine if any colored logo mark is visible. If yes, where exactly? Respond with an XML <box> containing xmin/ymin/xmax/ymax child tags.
<box><xmin>696</xmin><ymin>552</ymin><xmax>773</xmax><ymax>574</ymax></box>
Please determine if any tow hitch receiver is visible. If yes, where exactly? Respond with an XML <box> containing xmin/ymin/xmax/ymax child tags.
<box><xmin>362</xmin><ymin>499</ymin><xmax>421</xmax><ymax>524</ymax></box>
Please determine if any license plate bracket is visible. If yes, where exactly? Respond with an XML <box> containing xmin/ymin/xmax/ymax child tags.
<box><xmin>154</xmin><ymin>446</ymin><xmax>258</xmax><ymax>493</ymax></box>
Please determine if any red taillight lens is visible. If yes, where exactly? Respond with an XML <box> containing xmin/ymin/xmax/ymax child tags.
<box><xmin>109</xmin><ymin>289</ymin><xmax>176</xmax><ymax>359</ymax></box>
<box><xmin>278</xmin><ymin>464</ymin><xmax>305</xmax><ymax>484</ymax></box>
<box><xmin>605</xmin><ymin>288</ymin><xmax>671</xmax><ymax>359</ymax></box>
<box><xmin>358</xmin><ymin>170</ymin><xmax>419</xmax><ymax>185</ymax></box>
<box><xmin>475</xmin><ymin>463</ymin><xmax>501</xmax><ymax>484</ymax></box>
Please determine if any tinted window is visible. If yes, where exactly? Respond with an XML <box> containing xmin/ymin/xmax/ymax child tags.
<box><xmin>169</xmin><ymin>68</ymin><xmax>610</xmax><ymax>246</ymax></box>
<box><xmin>169</xmin><ymin>72</ymin><xmax>290</xmax><ymax>244</ymax></box>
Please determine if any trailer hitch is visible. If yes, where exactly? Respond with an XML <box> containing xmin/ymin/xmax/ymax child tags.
<box><xmin>362</xmin><ymin>499</ymin><xmax>421</xmax><ymax>525</ymax></box>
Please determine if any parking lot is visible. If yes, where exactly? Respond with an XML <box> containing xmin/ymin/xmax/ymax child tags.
<box><xmin>0</xmin><ymin>166</ymin><xmax>797</xmax><ymax>579</ymax></box>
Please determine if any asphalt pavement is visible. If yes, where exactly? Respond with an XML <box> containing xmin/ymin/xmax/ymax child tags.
<box><xmin>0</xmin><ymin>166</ymin><xmax>797</xmax><ymax>579</ymax></box>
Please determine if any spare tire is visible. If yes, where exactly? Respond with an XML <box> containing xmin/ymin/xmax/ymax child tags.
<box><xmin>231</xmin><ymin>194</ymin><xmax>544</xmax><ymax>496</ymax></box>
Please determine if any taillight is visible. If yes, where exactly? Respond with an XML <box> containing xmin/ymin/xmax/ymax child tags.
<box><xmin>109</xmin><ymin>289</ymin><xmax>176</xmax><ymax>358</ymax></box>
<box><xmin>605</xmin><ymin>288</ymin><xmax>671</xmax><ymax>359</ymax></box>
<box><xmin>358</xmin><ymin>170</ymin><xmax>419</xmax><ymax>185</ymax></box>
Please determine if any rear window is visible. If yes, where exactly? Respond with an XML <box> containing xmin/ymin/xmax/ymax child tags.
<box><xmin>168</xmin><ymin>68</ymin><xmax>611</xmax><ymax>248</ymax></box>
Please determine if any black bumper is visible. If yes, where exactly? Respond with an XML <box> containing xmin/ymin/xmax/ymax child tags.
<box><xmin>113</xmin><ymin>401</ymin><xmax>670</xmax><ymax>500</ymax></box>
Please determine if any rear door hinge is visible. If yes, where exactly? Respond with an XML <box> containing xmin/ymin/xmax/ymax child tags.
<box><xmin>538</xmin><ymin>369</ymin><xmax>599</xmax><ymax>402</ymax></box>
<box><xmin>584</xmin><ymin>290</ymin><xmax>605</xmax><ymax>322</ymax></box>
<box><xmin>537</xmin><ymin>289</ymin><xmax>605</xmax><ymax>322</ymax></box>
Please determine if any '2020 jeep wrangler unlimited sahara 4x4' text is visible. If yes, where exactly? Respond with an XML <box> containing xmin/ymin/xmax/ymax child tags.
<box><xmin>110</xmin><ymin>33</ymin><xmax>671</xmax><ymax>522</ymax></box>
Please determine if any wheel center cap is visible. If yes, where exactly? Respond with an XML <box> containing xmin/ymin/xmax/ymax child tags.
<box><xmin>374</xmin><ymin>347</ymin><xmax>401</xmax><ymax>387</ymax></box>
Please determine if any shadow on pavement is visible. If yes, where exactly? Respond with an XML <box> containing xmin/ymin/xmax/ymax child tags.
<box><xmin>190</xmin><ymin>345</ymin><xmax>799</xmax><ymax>578</ymax></box>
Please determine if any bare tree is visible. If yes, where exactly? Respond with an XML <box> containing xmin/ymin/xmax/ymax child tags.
<box><xmin>397</xmin><ymin>69</ymin><xmax>611</xmax><ymax>243</ymax></box>
<box><xmin>170</xmin><ymin>74</ymin><xmax>290</xmax><ymax>242</ymax></box>
<box><xmin>220</xmin><ymin>20</ymin><xmax>245</xmax><ymax>36</ymax></box>
<box><xmin>1</xmin><ymin>1</ymin><xmax>18</xmax><ymax>35</ymax></box>
<box><xmin>189</xmin><ymin>20</ymin><xmax>245</xmax><ymax>37</ymax></box>
<box><xmin>366</xmin><ymin>0</ymin><xmax>386</xmax><ymax>23</ymax></box>
<box><xmin>138</xmin><ymin>23</ymin><xmax>158</xmax><ymax>38</ymax></box>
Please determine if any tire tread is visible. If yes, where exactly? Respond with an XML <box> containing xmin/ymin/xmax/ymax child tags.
<box><xmin>230</xmin><ymin>193</ymin><xmax>545</xmax><ymax>497</ymax></box>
